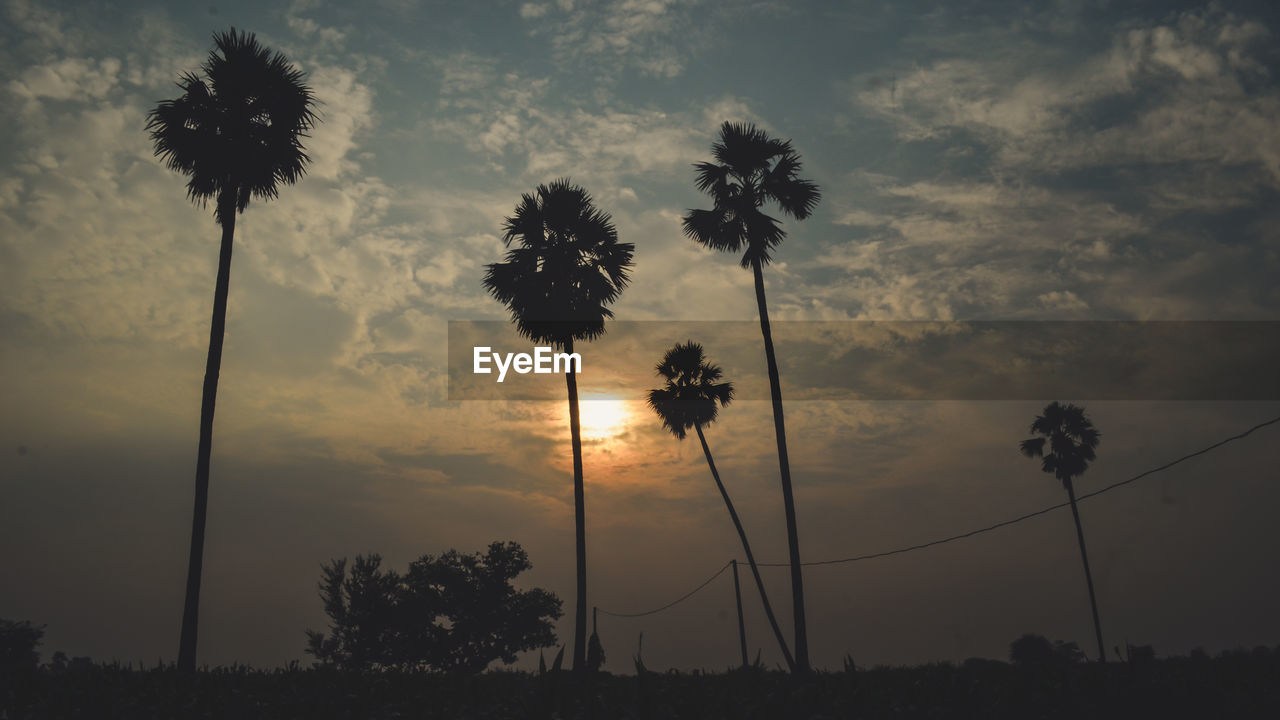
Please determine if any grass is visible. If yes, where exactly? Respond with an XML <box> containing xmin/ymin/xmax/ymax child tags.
<box><xmin>3</xmin><ymin>650</ymin><xmax>1278</xmax><ymax>719</ymax></box>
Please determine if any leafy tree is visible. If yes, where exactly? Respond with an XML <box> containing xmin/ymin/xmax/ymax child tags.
<box><xmin>483</xmin><ymin>179</ymin><xmax>633</xmax><ymax>675</ymax></box>
<box><xmin>647</xmin><ymin>341</ymin><xmax>795</xmax><ymax>671</ymax></box>
<box><xmin>1124</xmin><ymin>643</ymin><xmax>1154</xmax><ymax>665</ymax></box>
<box><xmin>0</xmin><ymin>618</ymin><xmax>44</xmax><ymax>675</ymax></box>
<box><xmin>305</xmin><ymin>555</ymin><xmax>401</xmax><ymax>671</ymax></box>
<box><xmin>1020</xmin><ymin>401</ymin><xmax>1106</xmax><ymax>663</ymax></box>
<box><xmin>683</xmin><ymin>122</ymin><xmax>820</xmax><ymax>672</ymax></box>
<box><xmin>1055</xmin><ymin>640</ymin><xmax>1087</xmax><ymax>664</ymax></box>
<box><xmin>1009</xmin><ymin>634</ymin><xmax>1085</xmax><ymax>666</ymax></box>
<box><xmin>1009</xmin><ymin>633</ymin><xmax>1054</xmax><ymax>665</ymax></box>
<box><xmin>147</xmin><ymin>28</ymin><xmax>317</xmax><ymax>672</ymax></box>
<box><xmin>306</xmin><ymin>542</ymin><xmax>562</xmax><ymax>673</ymax></box>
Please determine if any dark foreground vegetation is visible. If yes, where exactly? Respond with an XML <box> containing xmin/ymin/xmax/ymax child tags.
<box><xmin>4</xmin><ymin>649</ymin><xmax>1278</xmax><ymax>719</ymax></box>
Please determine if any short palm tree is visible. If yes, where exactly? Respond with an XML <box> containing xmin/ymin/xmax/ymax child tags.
<box><xmin>483</xmin><ymin>179</ymin><xmax>634</xmax><ymax>676</ymax></box>
<box><xmin>1019</xmin><ymin>401</ymin><xmax>1106</xmax><ymax>663</ymax></box>
<box><xmin>683</xmin><ymin>121</ymin><xmax>820</xmax><ymax>671</ymax></box>
<box><xmin>147</xmin><ymin>28</ymin><xmax>317</xmax><ymax>672</ymax></box>
<box><xmin>647</xmin><ymin>342</ymin><xmax>796</xmax><ymax>671</ymax></box>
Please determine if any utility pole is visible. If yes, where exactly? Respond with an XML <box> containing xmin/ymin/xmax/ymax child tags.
<box><xmin>731</xmin><ymin>559</ymin><xmax>748</xmax><ymax>668</ymax></box>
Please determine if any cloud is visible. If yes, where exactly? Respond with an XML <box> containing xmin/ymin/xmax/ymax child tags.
<box><xmin>0</xmin><ymin>10</ymin><xmax>475</xmax><ymax>479</ymax></box>
<box><xmin>286</xmin><ymin>7</ymin><xmax>348</xmax><ymax>48</ymax></box>
<box><xmin>3</xmin><ymin>0</ymin><xmax>83</xmax><ymax>54</ymax></box>
<box><xmin>429</xmin><ymin>66</ymin><xmax>708</xmax><ymax>185</ymax></box>
<box><xmin>857</xmin><ymin>7</ymin><xmax>1279</xmax><ymax>184</ymax></box>
<box><xmin>1037</xmin><ymin>289</ymin><xmax>1089</xmax><ymax>313</ymax></box>
<box><xmin>435</xmin><ymin>52</ymin><xmax>502</xmax><ymax>108</ymax></box>
<box><xmin>520</xmin><ymin>3</ymin><xmax>549</xmax><ymax>19</ymax></box>
<box><xmin>305</xmin><ymin>66</ymin><xmax>377</xmax><ymax>181</ymax></box>
<box><xmin>828</xmin><ymin>6</ymin><xmax>1280</xmax><ymax>322</ymax></box>
<box><xmin>517</xmin><ymin>0</ymin><xmax>770</xmax><ymax>79</ymax></box>
<box><xmin>543</xmin><ymin>0</ymin><xmax>689</xmax><ymax>76</ymax></box>
<box><xmin>9</xmin><ymin>56</ymin><xmax>121</xmax><ymax>103</ymax></box>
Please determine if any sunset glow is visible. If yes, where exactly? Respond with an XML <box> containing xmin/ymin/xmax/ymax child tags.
<box><xmin>577</xmin><ymin>393</ymin><xmax>633</xmax><ymax>440</ymax></box>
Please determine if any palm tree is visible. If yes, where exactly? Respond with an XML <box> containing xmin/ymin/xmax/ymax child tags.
<box><xmin>147</xmin><ymin>28</ymin><xmax>317</xmax><ymax>672</ymax></box>
<box><xmin>1019</xmin><ymin>401</ymin><xmax>1106</xmax><ymax>663</ymax></box>
<box><xmin>483</xmin><ymin>179</ymin><xmax>634</xmax><ymax>676</ymax></box>
<box><xmin>682</xmin><ymin>121</ymin><xmax>820</xmax><ymax>672</ymax></box>
<box><xmin>647</xmin><ymin>341</ymin><xmax>796</xmax><ymax>671</ymax></box>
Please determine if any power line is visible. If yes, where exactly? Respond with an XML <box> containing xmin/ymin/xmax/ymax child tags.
<box><xmin>598</xmin><ymin>414</ymin><xmax>1280</xmax><ymax>618</ymax></box>
<box><xmin>598</xmin><ymin>561</ymin><xmax>732</xmax><ymax>618</ymax></box>
<box><xmin>759</xmin><ymin>413</ymin><xmax>1280</xmax><ymax>568</ymax></box>
<box><xmin>1073</xmin><ymin>414</ymin><xmax>1280</xmax><ymax>503</ymax></box>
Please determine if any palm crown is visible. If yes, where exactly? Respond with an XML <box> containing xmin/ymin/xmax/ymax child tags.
<box><xmin>682</xmin><ymin>121</ymin><xmax>821</xmax><ymax>267</ymax></box>
<box><xmin>483</xmin><ymin>179</ymin><xmax>634</xmax><ymax>346</ymax></box>
<box><xmin>647</xmin><ymin>342</ymin><xmax>734</xmax><ymax>440</ymax></box>
<box><xmin>1019</xmin><ymin>401</ymin><xmax>1102</xmax><ymax>486</ymax></box>
<box><xmin>147</xmin><ymin>28</ymin><xmax>317</xmax><ymax>224</ymax></box>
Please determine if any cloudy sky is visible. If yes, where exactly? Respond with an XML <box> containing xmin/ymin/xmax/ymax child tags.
<box><xmin>2</xmin><ymin>0</ymin><xmax>1278</xmax><ymax>671</ymax></box>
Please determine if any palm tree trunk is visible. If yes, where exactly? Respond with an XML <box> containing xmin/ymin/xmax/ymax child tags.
<box><xmin>1065</xmin><ymin>477</ymin><xmax>1105</xmax><ymax>663</ymax></box>
<box><xmin>178</xmin><ymin>191</ymin><xmax>236</xmax><ymax>673</ymax></box>
<box><xmin>563</xmin><ymin>336</ymin><xmax>588</xmax><ymax>677</ymax></box>
<box><xmin>695</xmin><ymin>424</ymin><xmax>796</xmax><ymax>672</ymax></box>
<box><xmin>750</xmin><ymin>258</ymin><xmax>809</xmax><ymax>673</ymax></box>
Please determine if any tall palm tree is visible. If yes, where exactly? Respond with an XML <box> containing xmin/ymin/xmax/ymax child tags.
<box><xmin>647</xmin><ymin>341</ymin><xmax>796</xmax><ymax>671</ymax></box>
<box><xmin>147</xmin><ymin>28</ymin><xmax>317</xmax><ymax>672</ymax></box>
<box><xmin>483</xmin><ymin>179</ymin><xmax>634</xmax><ymax>676</ymax></box>
<box><xmin>682</xmin><ymin>121</ymin><xmax>821</xmax><ymax>672</ymax></box>
<box><xmin>1019</xmin><ymin>401</ymin><xmax>1106</xmax><ymax>663</ymax></box>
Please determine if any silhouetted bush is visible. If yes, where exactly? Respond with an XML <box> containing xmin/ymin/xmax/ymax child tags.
<box><xmin>44</xmin><ymin>651</ymin><xmax>95</xmax><ymax>674</ymax></box>
<box><xmin>305</xmin><ymin>541</ymin><xmax>561</xmax><ymax>674</ymax></box>
<box><xmin>1010</xmin><ymin>633</ymin><xmax>1085</xmax><ymax>666</ymax></box>
<box><xmin>0</xmin><ymin>619</ymin><xmax>43</xmax><ymax>674</ymax></box>
<box><xmin>1126</xmin><ymin>643</ymin><xmax>1155</xmax><ymax>665</ymax></box>
<box><xmin>1055</xmin><ymin>639</ymin><xmax>1087</xmax><ymax>663</ymax></box>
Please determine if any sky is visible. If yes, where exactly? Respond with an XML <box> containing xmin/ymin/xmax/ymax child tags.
<box><xmin>1</xmin><ymin>0</ymin><xmax>1279</xmax><ymax>672</ymax></box>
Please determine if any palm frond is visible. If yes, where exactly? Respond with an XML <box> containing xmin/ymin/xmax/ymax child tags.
<box><xmin>681</xmin><ymin>207</ymin><xmax>743</xmax><ymax>253</ymax></box>
<box><xmin>761</xmin><ymin>154</ymin><xmax>821</xmax><ymax>220</ymax></box>
<box><xmin>693</xmin><ymin>162</ymin><xmax>732</xmax><ymax>196</ymax></box>
<box><xmin>485</xmin><ymin>179</ymin><xmax>633</xmax><ymax>346</ymax></box>
<box><xmin>740</xmin><ymin>209</ymin><xmax>785</xmax><ymax>267</ymax></box>
<box><xmin>1021</xmin><ymin>401</ymin><xmax>1101</xmax><ymax>486</ymax></box>
<box><xmin>688</xmin><ymin>121</ymin><xmax>819</xmax><ymax>267</ymax></box>
<box><xmin>649</xmin><ymin>341</ymin><xmax>735</xmax><ymax>439</ymax></box>
<box><xmin>713</xmin><ymin>121</ymin><xmax>778</xmax><ymax>177</ymax></box>
<box><xmin>647</xmin><ymin>387</ymin><xmax>691</xmax><ymax>440</ymax></box>
<box><xmin>147</xmin><ymin>27</ymin><xmax>316</xmax><ymax>225</ymax></box>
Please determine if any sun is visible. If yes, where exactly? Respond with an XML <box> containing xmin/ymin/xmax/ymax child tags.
<box><xmin>577</xmin><ymin>392</ymin><xmax>632</xmax><ymax>440</ymax></box>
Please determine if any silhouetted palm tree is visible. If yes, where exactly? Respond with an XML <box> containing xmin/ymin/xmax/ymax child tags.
<box><xmin>147</xmin><ymin>28</ymin><xmax>317</xmax><ymax>673</ymax></box>
<box><xmin>1020</xmin><ymin>401</ymin><xmax>1106</xmax><ymax>663</ymax></box>
<box><xmin>682</xmin><ymin>121</ymin><xmax>820</xmax><ymax>672</ymax></box>
<box><xmin>647</xmin><ymin>341</ymin><xmax>796</xmax><ymax>671</ymax></box>
<box><xmin>483</xmin><ymin>179</ymin><xmax>633</xmax><ymax>676</ymax></box>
